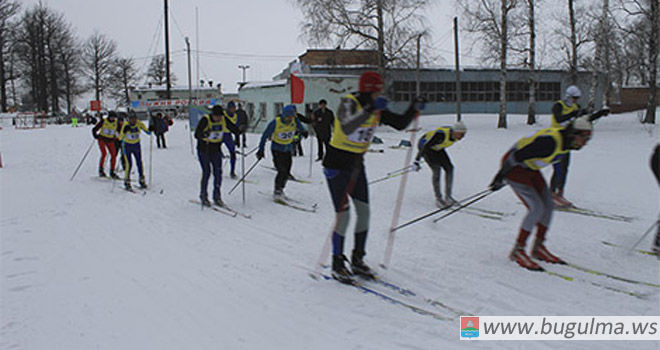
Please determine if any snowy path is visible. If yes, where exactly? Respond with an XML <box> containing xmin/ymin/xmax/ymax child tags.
<box><xmin>1</xmin><ymin>113</ymin><xmax>658</xmax><ymax>349</ymax></box>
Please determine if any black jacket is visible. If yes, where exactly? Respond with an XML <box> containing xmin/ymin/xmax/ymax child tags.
<box><xmin>194</xmin><ymin>115</ymin><xmax>239</xmax><ymax>153</ymax></box>
<box><xmin>311</xmin><ymin>107</ymin><xmax>335</xmax><ymax>140</ymax></box>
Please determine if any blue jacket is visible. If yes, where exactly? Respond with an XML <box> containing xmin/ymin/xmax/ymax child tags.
<box><xmin>259</xmin><ymin>116</ymin><xmax>306</xmax><ymax>153</ymax></box>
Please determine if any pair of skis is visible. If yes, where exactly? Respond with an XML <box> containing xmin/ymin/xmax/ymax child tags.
<box><xmin>257</xmin><ymin>191</ymin><xmax>318</xmax><ymax>213</ymax></box>
<box><xmin>189</xmin><ymin>199</ymin><xmax>252</xmax><ymax>219</ymax></box>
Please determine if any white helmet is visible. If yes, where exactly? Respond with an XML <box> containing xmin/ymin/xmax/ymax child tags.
<box><xmin>452</xmin><ymin>121</ymin><xmax>467</xmax><ymax>133</ymax></box>
<box><xmin>566</xmin><ymin>85</ymin><xmax>581</xmax><ymax>98</ymax></box>
<box><xmin>571</xmin><ymin>116</ymin><xmax>592</xmax><ymax>132</ymax></box>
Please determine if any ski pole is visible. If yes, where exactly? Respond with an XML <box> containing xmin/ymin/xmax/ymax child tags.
<box><xmin>149</xmin><ymin>133</ymin><xmax>153</xmax><ymax>186</ymax></box>
<box><xmin>382</xmin><ymin>113</ymin><xmax>420</xmax><ymax>268</ymax></box>
<box><xmin>387</xmin><ymin>164</ymin><xmax>414</xmax><ymax>176</ymax></box>
<box><xmin>432</xmin><ymin>190</ymin><xmax>494</xmax><ymax>223</ymax></box>
<box><xmin>311</xmin><ymin>158</ymin><xmax>363</xmax><ymax>280</ymax></box>
<box><xmin>391</xmin><ymin>189</ymin><xmax>492</xmax><ymax>232</ymax></box>
<box><xmin>369</xmin><ymin>168</ymin><xmax>415</xmax><ymax>185</ymax></box>
<box><xmin>308</xmin><ymin>135</ymin><xmax>313</xmax><ymax>177</ymax></box>
<box><xmin>241</xmin><ymin>141</ymin><xmax>246</xmax><ymax>205</ymax></box>
<box><xmin>629</xmin><ymin>218</ymin><xmax>660</xmax><ymax>253</ymax></box>
<box><xmin>70</xmin><ymin>139</ymin><xmax>95</xmax><ymax>181</ymax></box>
<box><xmin>228</xmin><ymin>158</ymin><xmax>261</xmax><ymax>195</ymax></box>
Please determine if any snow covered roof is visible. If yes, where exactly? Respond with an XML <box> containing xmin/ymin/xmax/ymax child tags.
<box><xmin>240</xmin><ymin>80</ymin><xmax>287</xmax><ymax>90</ymax></box>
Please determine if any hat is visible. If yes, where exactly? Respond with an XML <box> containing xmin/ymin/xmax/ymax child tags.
<box><xmin>227</xmin><ymin>101</ymin><xmax>236</xmax><ymax>109</ymax></box>
<box><xmin>211</xmin><ymin>105</ymin><xmax>224</xmax><ymax>116</ymax></box>
<box><xmin>359</xmin><ymin>71</ymin><xmax>384</xmax><ymax>93</ymax></box>
<box><xmin>108</xmin><ymin>111</ymin><xmax>117</xmax><ymax>119</ymax></box>
<box><xmin>282</xmin><ymin>105</ymin><xmax>296</xmax><ymax>117</ymax></box>
<box><xmin>452</xmin><ymin>121</ymin><xmax>467</xmax><ymax>133</ymax></box>
<box><xmin>566</xmin><ymin>85</ymin><xmax>581</xmax><ymax>98</ymax></box>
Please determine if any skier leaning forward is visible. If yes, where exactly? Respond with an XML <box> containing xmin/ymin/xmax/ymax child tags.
<box><xmin>413</xmin><ymin>121</ymin><xmax>467</xmax><ymax>208</ymax></box>
<box><xmin>324</xmin><ymin>71</ymin><xmax>423</xmax><ymax>283</ymax></box>
<box><xmin>119</xmin><ymin>112</ymin><xmax>151</xmax><ymax>190</ymax></box>
<box><xmin>194</xmin><ymin>105</ymin><xmax>240</xmax><ymax>206</ymax></box>
<box><xmin>92</xmin><ymin>110</ymin><xmax>121</xmax><ymax>179</ymax></box>
<box><xmin>256</xmin><ymin>104</ymin><xmax>308</xmax><ymax>201</ymax></box>
<box><xmin>489</xmin><ymin>117</ymin><xmax>594</xmax><ymax>271</ymax></box>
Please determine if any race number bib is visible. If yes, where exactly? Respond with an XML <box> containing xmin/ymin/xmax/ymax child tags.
<box><xmin>126</xmin><ymin>133</ymin><xmax>139</xmax><ymax>141</ymax></box>
<box><xmin>278</xmin><ymin>131</ymin><xmax>294</xmax><ymax>140</ymax></box>
<box><xmin>347</xmin><ymin>126</ymin><xmax>376</xmax><ymax>144</ymax></box>
<box><xmin>102</xmin><ymin>128</ymin><xmax>117</xmax><ymax>137</ymax></box>
<box><xmin>207</xmin><ymin>131</ymin><xmax>223</xmax><ymax>140</ymax></box>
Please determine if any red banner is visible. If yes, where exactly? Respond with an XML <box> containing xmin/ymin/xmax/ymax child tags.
<box><xmin>90</xmin><ymin>100</ymin><xmax>101</xmax><ymax>111</ymax></box>
<box><xmin>290</xmin><ymin>74</ymin><xmax>304</xmax><ymax>104</ymax></box>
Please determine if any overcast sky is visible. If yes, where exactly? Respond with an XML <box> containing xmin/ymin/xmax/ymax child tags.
<box><xmin>20</xmin><ymin>0</ymin><xmax>475</xmax><ymax>95</ymax></box>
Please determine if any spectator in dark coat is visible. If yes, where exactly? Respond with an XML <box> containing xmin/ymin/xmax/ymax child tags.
<box><xmin>236</xmin><ymin>103</ymin><xmax>249</xmax><ymax>148</ymax></box>
<box><xmin>150</xmin><ymin>112</ymin><xmax>172</xmax><ymax>148</ymax></box>
<box><xmin>311</xmin><ymin>99</ymin><xmax>334</xmax><ymax>161</ymax></box>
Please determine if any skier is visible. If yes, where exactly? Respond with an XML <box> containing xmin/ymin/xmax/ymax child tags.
<box><xmin>413</xmin><ymin>121</ymin><xmax>467</xmax><ymax>208</ymax></box>
<box><xmin>323</xmin><ymin>71</ymin><xmax>423</xmax><ymax>283</ymax></box>
<box><xmin>91</xmin><ymin>110</ymin><xmax>121</xmax><ymax>179</ymax></box>
<box><xmin>256</xmin><ymin>104</ymin><xmax>308</xmax><ymax>201</ymax></box>
<box><xmin>119</xmin><ymin>112</ymin><xmax>151</xmax><ymax>190</ymax></box>
<box><xmin>651</xmin><ymin>144</ymin><xmax>660</xmax><ymax>255</ymax></box>
<box><xmin>194</xmin><ymin>105</ymin><xmax>240</xmax><ymax>206</ymax></box>
<box><xmin>489</xmin><ymin>117</ymin><xmax>594</xmax><ymax>271</ymax></box>
<box><xmin>311</xmin><ymin>99</ymin><xmax>334</xmax><ymax>161</ymax></box>
<box><xmin>223</xmin><ymin>101</ymin><xmax>240</xmax><ymax>178</ymax></box>
<box><xmin>549</xmin><ymin>86</ymin><xmax>609</xmax><ymax>206</ymax></box>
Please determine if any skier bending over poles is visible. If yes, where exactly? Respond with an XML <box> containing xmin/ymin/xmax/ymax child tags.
<box><xmin>413</xmin><ymin>121</ymin><xmax>467</xmax><ymax>208</ymax></box>
<box><xmin>256</xmin><ymin>104</ymin><xmax>308</xmax><ymax>201</ymax></box>
<box><xmin>119</xmin><ymin>112</ymin><xmax>151</xmax><ymax>190</ymax></box>
<box><xmin>489</xmin><ymin>117</ymin><xmax>593</xmax><ymax>271</ymax></box>
<box><xmin>323</xmin><ymin>71</ymin><xmax>423</xmax><ymax>283</ymax></box>
<box><xmin>194</xmin><ymin>105</ymin><xmax>240</xmax><ymax>206</ymax></box>
<box><xmin>92</xmin><ymin>110</ymin><xmax>121</xmax><ymax>179</ymax></box>
<box><xmin>223</xmin><ymin>101</ymin><xmax>240</xmax><ymax>179</ymax></box>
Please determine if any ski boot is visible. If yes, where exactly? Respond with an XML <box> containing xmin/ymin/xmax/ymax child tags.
<box><xmin>230</xmin><ymin>172</ymin><xmax>237</xmax><ymax>179</ymax></box>
<box><xmin>552</xmin><ymin>192</ymin><xmax>573</xmax><ymax>208</ymax></box>
<box><xmin>509</xmin><ymin>244</ymin><xmax>543</xmax><ymax>271</ymax></box>
<box><xmin>531</xmin><ymin>241</ymin><xmax>566</xmax><ymax>264</ymax></box>
<box><xmin>351</xmin><ymin>250</ymin><xmax>375</xmax><ymax>280</ymax></box>
<box><xmin>288</xmin><ymin>174</ymin><xmax>296</xmax><ymax>181</ymax></box>
<box><xmin>200</xmin><ymin>196</ymin><xmax>211</xmax><ymax>207</ymax></box>
<box><xmin>331</xmin><ymin>254</ymin><xmax>354</xmax><ymax>285</ymax></box>
<box><xmin>139</xmin><ymin>176</ymin><xmax>147</xmax><ymax>189</ymax></box>
<box><xmin>273</xmin><ymin>189</ymin><xmax>284</xmax><ymax>202</ymax></box>
<box><xmin>109</xmin><ymin>170</ymin><xmax>120</xmax><ymax>180</ymax></box>
<box><xmin>99</xmin><ymin>168</ymin><xmax>107</xmax><ymax>178</ymax></box>
<box><xmin>445</xmin><ymin>195</ymin><xmax>458</xmax><ymax>206</ymax></box>
<box><xmin>435</xmin><ymin>197</ymin><xmax>449</xmax><ymax>209</ymax></box>
<box><xmin>124</xmin><ymin>179</ymin><xmax>132</xmax><ymax>191</ymax></box>
<box><xmin>213</xmin><ymin>196</ymin><xmax>224</xmax><ymax>207</ymax></box>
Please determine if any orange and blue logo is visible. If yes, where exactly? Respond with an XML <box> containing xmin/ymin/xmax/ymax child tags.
<box><xmin>460</xmin><ymin>316</ymin><xmax>479</xmax><ymax>338</ymax></box>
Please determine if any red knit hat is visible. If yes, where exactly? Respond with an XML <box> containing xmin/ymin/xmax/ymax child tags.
<box><xmin>359</xmin><ymin>71</ymin><xmax>384</xmax><ymax>93</ymax></box>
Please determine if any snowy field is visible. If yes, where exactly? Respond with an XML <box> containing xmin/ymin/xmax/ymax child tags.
<box><xmin>1</xmin><ymin>112</ymin><xmax>659</xmax><ymax>349</ymax></box>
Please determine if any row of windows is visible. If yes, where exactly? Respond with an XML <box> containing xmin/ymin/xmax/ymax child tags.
<box><xmin>391</xmin><ymin>81</ymin><xmax>561</xmax><ymax>102</ymax></box>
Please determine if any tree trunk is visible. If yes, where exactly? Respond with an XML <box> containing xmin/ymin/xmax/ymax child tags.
<box><xmin>498</xmin><ymin>0</ymin><xmax>508</xmax><ymax>129</ymax></box>
<box><xmin>0</xmin><ymin>45</ymin><xmax>6</xmax><ymax>112</ymax></box>
<box><xmin>376</xmin><ymin>0</ymin><xmax>386</xmax><ymax>79</ymax></box>
<box><xmin>643</xmin><ymin>0</ymin><xmax>658</xmax><ymax>124</ymax></box>
<box><xmin>568</xmin><ymin>0</ymin><xmax>578</xmax><ymax>85</ymax></box>
<box><xmin>526</xmin><ymin>0</ymin><xmax>536</xmax><ymax>125</ymax></box>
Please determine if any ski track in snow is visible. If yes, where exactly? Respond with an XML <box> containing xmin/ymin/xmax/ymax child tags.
<box><xmin>1</xmin><ymin>113</ymin><xmax>658</xmax><ymax>349</ymax></box>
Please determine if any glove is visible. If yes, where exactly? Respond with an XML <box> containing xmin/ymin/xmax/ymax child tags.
<box><xmin>413</xmin><ymin>96</ymin><xmax>426</xmax><ymax>111</ymax></box>
<box><xmin>301</xmin><ymin>130</ymin><xmax>309</xmax><ymax>138</ymax></box>
<box><xmin>146</xmin><ymin>131</ymin><xmax>152</xmax><ymax>136</ymax></box>
<box><xmin>373</xmin><ymin>96</ymin><xmax>388</xmax><ymax>110</ymax></box>
<box><xmin>256</xmin><ymin>149</ymin><xmax>265</xmax><ymax>160</ymax></box>
<box><xmin>489</xmin><ymin>173</ymin><xmax>505</xmax><ymax>191</ymax></box>
<box><xmin>602</xmin><ymin>107</ymin><xmax>610</xmax><ymax>117</ymax></box>
<box><xmin>93</xmin><ymin>133</ymin><xmax>99</xmax><ymax>139</ymax></box>
<box><xmin>412</xmin><ymin>161</ymin><xmax>421</xmax><ymax>172</ymax></box>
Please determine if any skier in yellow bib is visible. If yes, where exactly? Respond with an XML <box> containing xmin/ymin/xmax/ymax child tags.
<box><xmin>413</xmin><ymin>122</ymin><xmax>467</xmax><ymax>208</ymax></box>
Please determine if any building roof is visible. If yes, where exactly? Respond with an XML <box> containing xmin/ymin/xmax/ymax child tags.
<box><xmin>240</xmin><ymin>80</ymin><xmax>287</xmax><ymax>90</ymax></box>
<box><xmin>134</xmin><ymin>85</ymin><xmax>220</xmax><ymax>92</ymax></box>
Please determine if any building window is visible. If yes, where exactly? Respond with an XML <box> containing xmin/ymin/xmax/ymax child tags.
<box><xmin>392</xmin><ymin>80</ymin><xmax>561</xmax><ymax>103</ymax></box>
<box><xmin>259</xmin><ymin>102</ymin><xmax>267</xmax><ymax>121</ymax></box>
<box><xmin>274</xmin><ymin>103</ymin><xmax>284</xmax><ymax>116</ymax></box>
<box><xmin>247</xmin><ymin>103</ymin><xmax>255</xmax><ymax>123</ymax></box>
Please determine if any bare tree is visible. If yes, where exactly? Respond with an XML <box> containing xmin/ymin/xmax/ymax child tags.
<box><xmin>82</xmin><ymin>31</ymin><xmax>117</xmax><ymax>104</ymax></box>
<box><xmin>296</xmin><ymin>0</ymin><xmax>430</xmax><ymax>76</ymax></box>
<box><xmin>548</xmin><ymin>1</ymin><xmax>594</xmax><ymax>80</ymax></box>
<box><xmin>146</xmin><ymin>54</ymin><xmax>176</xmax><ymax>87</ymax></box>
<box><xmin>615</xmin><ymin>0</ymin><xmax>658</xmax><ymax>123</ymax></box>
<box><xmin>526</xmin><ymin>0</ymin><xmax>537</xmax><ymax>125</ymax></box>
<box><xmin>587</xmin><ymin>0</ymin><xmax>612</xmax><ymax>108</ymax></box>
<box><xmin>461</xmin><ymin>0</ymin><xmax>519</xmax><ymax>128</ymax></box>
<box><xmin>109</xmin><ymin>57</ymin><xmax>139</xmax><ymax>106</ymax></box>
<box><xmin>0</xmin><ymin>0</ymin><xmax>19</xmax><ymax>112</ymax></box>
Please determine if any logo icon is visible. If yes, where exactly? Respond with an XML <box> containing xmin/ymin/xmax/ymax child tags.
<box><xmin>461</xmin><ymin>316</ymin><xmax>479</xmax><ymax>338</ymax></box>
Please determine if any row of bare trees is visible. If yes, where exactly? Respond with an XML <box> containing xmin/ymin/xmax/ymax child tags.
<box><xmin>0</xmin><ymin>1</ymin><xmax>175</xmax><ymax>115</ymax></box>
<box><xmin>296</xmin><ymin>0</ymin><xmax>659</xmax><ymax>125</ymax></box>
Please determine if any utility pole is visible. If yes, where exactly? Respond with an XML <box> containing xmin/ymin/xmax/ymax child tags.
<box><xmin>186</xmin><ymin>37</ymin><xmax>194</xmax><ymax>155</ymax></box>
<box><xmin>164</xmin><ymin>0</ymin><xmax>171</xmax><ymax>100</ymax></box>
<box><xmin>238</xmin><ymin>65</ymin><xmax>250</xmax><ymax>89</ymax></box>
<box><xmin>416</xmin><ymin>34</ymin><xmax>421</xmax><ymax>97</ymax></box>
<box><xmin>454</xmin><ymin>17</ymin><xmax>462</xmax><ymax>122</ymax></box>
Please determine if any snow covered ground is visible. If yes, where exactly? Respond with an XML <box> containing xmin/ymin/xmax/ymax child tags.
<box><xmin>1</xmin><ymin>112</ymin><xmax>658</xmax><ymax>349</ymax></box>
